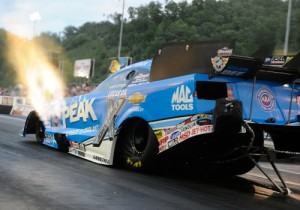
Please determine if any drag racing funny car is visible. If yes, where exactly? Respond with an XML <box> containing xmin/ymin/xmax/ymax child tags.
<box><xmin>22</xmin><ymin>41</ymin><xmax>300</xmax><ymax>194</ymax></box>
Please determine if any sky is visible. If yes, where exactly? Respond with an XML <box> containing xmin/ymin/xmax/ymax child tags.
<box><xmin>0</xmin><ymin>0</ymin><xmax>191</xmax><ymax>39</ymax></box>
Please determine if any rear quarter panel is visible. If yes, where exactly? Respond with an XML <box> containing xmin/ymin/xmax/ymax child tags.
<box><xmin>116</xmin><ymin>74</ymin><xmax>199</xmax><ymax>129</ymax></box>
<box><xmin>232</xmin><ymin>80</ymin><xmax>300</xmax><ymax>124</ymax></box>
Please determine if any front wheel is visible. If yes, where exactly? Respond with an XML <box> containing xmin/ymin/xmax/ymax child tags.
<box><xmin>35</xmin><ymin>121</ymin><xmax>45</xmax><ymax>144</ymax></box>
<box><xmin>116</xmin><ymin>119</ymin><xmax>158</xmax><ymax>172</ymax></box>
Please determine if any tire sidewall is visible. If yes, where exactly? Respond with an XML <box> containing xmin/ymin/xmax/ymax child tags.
<box><xmin>119</xmin><ymin>120</ymin><xmax>158</xmax><ymax>171</ymax></box>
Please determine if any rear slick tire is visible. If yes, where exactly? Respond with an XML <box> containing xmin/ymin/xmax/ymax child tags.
<box><xmin>212</xmin><ymin>128</ymin><xmax>264</xmax><ymax>175</ymax></box>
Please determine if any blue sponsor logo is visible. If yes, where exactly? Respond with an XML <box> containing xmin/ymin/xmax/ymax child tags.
<box><xmin>170</xmin><ymin>131</ymin><xmax>180</xmax><ymax>140</ymax></box>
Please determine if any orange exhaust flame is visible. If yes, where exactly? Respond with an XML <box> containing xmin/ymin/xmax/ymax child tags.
<box><xmin>5</xmin><ymin>34</ymin><xmax>65</xmax><ymax>122</ymax></box>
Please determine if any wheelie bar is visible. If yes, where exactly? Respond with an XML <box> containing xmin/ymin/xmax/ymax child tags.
<box><xmin>248</xmin><ymin>152</ymin><xmax>292</xmax><ymax>195</ymax></box>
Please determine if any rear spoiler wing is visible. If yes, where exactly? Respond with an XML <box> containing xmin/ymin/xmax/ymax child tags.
<box><xmin>150</xmin><ymin>40</ymin><xmax>235</xmax><ymax>82</ymax></box>
<box><xmin>213</xmin><ymin>53</ymin><xmax>300</xmax><ymax>83</ymax></box>
<box><xmin>150</xmin><ymin>41</ymin><xmax>300</xmax><ymax>84</ymax></box>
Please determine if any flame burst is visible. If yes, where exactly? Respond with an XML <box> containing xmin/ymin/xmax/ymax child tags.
<box><xmin>6</xmin><ymin>34</ymin><xmax>65</xmax><ymax>121</ymax></box>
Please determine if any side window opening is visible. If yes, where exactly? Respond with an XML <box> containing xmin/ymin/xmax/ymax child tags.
<box><xmin>92</xmin><ymin>68</ymin><xmax>150</xmax><ymax>93</ymax></box>
<box><xmin>126</xmin><ymin>70</ymin><xmax>135</xmax><ymax>80</ymax></box>
<box><xmin>92</xmin><ymin>70</ymin><xmax>133</xmax><ymax>93</ymax></box>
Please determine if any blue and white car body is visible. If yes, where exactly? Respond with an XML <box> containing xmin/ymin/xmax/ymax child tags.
<box><xmin>22</xmin><ymin>41</ymin><xmax>300</xmax><ymax>178</ymax></box>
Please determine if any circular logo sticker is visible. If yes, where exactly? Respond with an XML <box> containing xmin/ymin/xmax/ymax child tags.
<box><xmin>256</xmin><ymin>88</ymin><xmax>275</xmax><ymax>112</ymax></box>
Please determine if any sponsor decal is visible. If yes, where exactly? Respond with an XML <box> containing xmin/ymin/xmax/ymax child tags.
<box><xmin>164</xmin><ymin>127</ymin><xmax>177</xmax><ymax>135</ymax></box>
<box><xmin>264</xmin><ymin>57</ymin><xmax>271</xmax><ymax>63</ymax></box>
<box><xmin>43</xmin><ymin>133</ymin><xmax>56</xmax><ymax>147</ymax></box>
<box><xmin>43</xmin><ymin>138</ymin><xmax>52</xmax><ymax>145</ymax></box>
<box><xmin>45</xmin><ymin>133</ymin><xmax>52</xmax><ymax>139</ymax></box>
<box><xmin>227</xmin><ymin>87</ymin><xmax>234</xmax><ymax>99</ymax></box>
<box><xmin>128</xmin><ymin>92</ymin><xmax>146</xmax><ymax>105</ymax></box>
<box><xmin>219</xmin><ymin>69</ymin><xmax>244</xmax><ymax>76</ymax></box>
<box><xmin>159</xmin><ymin>136</ymin><xmax>169</xmax><ymax>145</ymax></box>
<box><xmin>128</xmin><ymin>106</ymin><xmax>144</xmax><ymax>112</ymax></box>
<box><xmin>297</xmin><ymin>95</ymin><xmax>300</xmax><ymax>106</ymax></box>
<box><xmin>135</xmin><ymin>73</ymin><xmax>149</xmax><ymax>79</ymax></box>
<box><xmin>168</xmin><ymin>138</ymin><xmax>178</xmax><ymax>148</ymax></box>
<box><xmin>219</xmin><ymin>65</ymin><xmax>248</xmax><ymax>76</ymax></box>
<box><xmin>62</xmin><ymin>98</ymin><xmax>97</xmax><ymax>127</ymax></box>
<box><xmin>256</xmin><ymin>88</ymin><xmax>276</xmax><ymax>112</ymax></box>
<box><xmin>131</xmin><ymin>73</ymin><xmax>149</xmax><ymax>84</ymax></box>
<box><xmin>217</xmin><ymin>47</ymin><xmax>233</xmax><ymax>57</ymax></box>
<box><xmin>109</xmin><ymin>84</ymin><xmax>127</xmax><ymax>90</ymax></box>
<box><xmin>77</xmin><ymin>151</ymin><xmax>85</xmax><ymax>157</ymax></box>
<box><xmin>197</xmin><ymin>114</ymin><xmax>211</xmax><ymax>118</ymax></box>
<box><xmin>155</xmin><ymin>130</ymin><xmax>163</xmax><ymax>140</ymax></box>
<box><xmin>176</xmin><ymin>114</ymin><xmax>209</xmax><ymax>129</ymax></box>
<box><xmin>179</xmin><ymin>130</ymin><xmax>190</xmax><ymax>141</ymax></box>
<box><xmin>157</xmin><ymin>114</ymin><xmax>213</xmax><ymax>153</ymax></box>
<box><xmin>196</xmin><ymin>119</ymin><xmax>211</xmax><ymax>126</ymax></box>
<box><xmin>211</xmin><ymin>56</ymin><xmax>229</xmax><ymax>72</ymax></box>
<box><xmin>93</xmin><ymin>97</ymin><xmax>126</xmax><ymax>146</ymax></box>
<box><xmin>127</xmin><ymin>158</ymin><xmax>142</xmax><ymax>168</ymax></box>
<box><xmin>170</xmin><ymin>131</ymin><xmax>180</xmax><ymax>140</ymax></box>
<box><xmin>191</xmin><ymin>125</ymin><xmax>212</xmax><ymax>135</ymax></box>
<box><xmin>264</xmin><ymin>56</ymin><xmax>293</xmax><ymax>66</ymax></box>
<box><xmin>69</xmin><ymin>141</ymin><xmax>86</xmax><ymax>151</ymax></box>
<box><xmin>171</xmin><ymin>85</ymin><xmax>194</xmax><ymax>111</ymax></box>
<box><xmin>180</xmin><ymin>121</ymin><xmax>198</xmax><ymax>132</ymax></box>
<box><xmin>107</xmin><ymin>89</ymin><xmax>127</xmax><ymax>98</ymax></box>
<box><xmin>66</xmin><ymin>125</ymin><xmax>100</xmax><ymax>136</ymax></box>
<box><xmin>270</xmin><ymin>56</ymin><xmax>285</xmax><ymax>65</ymax></box>
<box><xmin>159</xmin><ymin>144</ymin><xmax>166</xmax><ymax>153</ymax></box>
<box><xmin>93</xmin><ymin>155</ymin><xmax>109</xmax><ymax>164</ymax></box>
<box><xmin>52</xmin><ymin>115</ymin><xmax>60</xmax><ymax>127</ymax></box>
<box><xmin>211</xmin><ymin>47</ymin><xmax>232</xmax><ymax>72</ymax></box>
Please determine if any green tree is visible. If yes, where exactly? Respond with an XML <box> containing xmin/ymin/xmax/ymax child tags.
<box><xmin>1</xmin><ymin>0</ymin><xmax>300</xmax><ymax>88</ymax></box>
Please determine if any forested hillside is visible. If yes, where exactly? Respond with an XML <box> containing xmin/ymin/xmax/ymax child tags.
<box><xmin>0</xmin><ymin>0</ymin><xmax>299</xmax><ymax>87</ymax></box>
